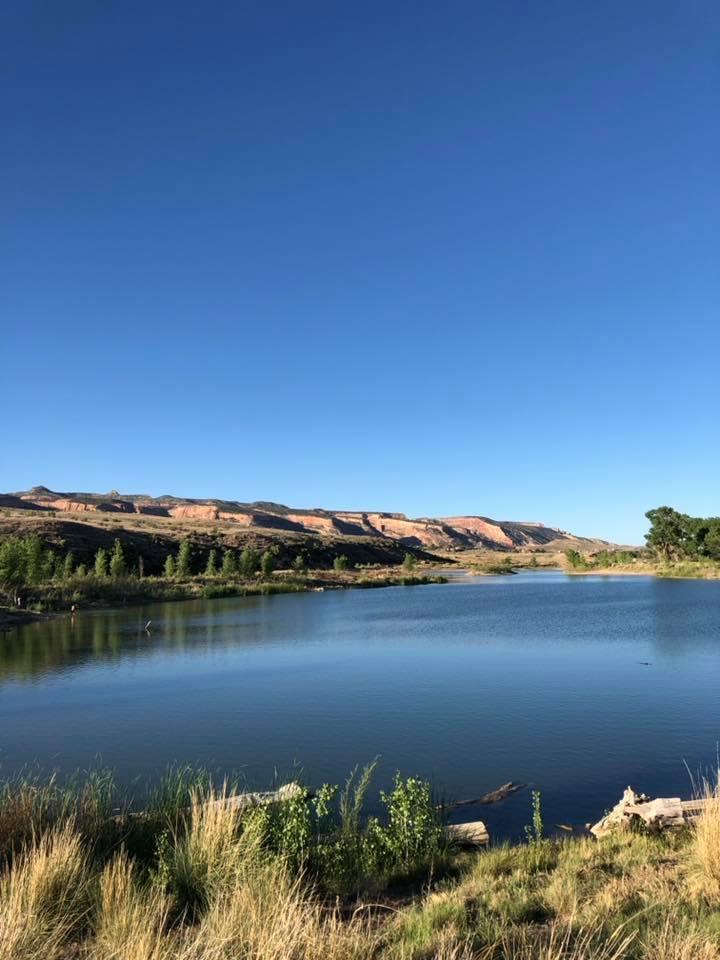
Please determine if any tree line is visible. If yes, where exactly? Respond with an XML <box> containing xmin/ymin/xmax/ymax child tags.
<box><xmin>0</xmin><ymin>534</ymin><xmax>417</xmax><ymax>602</ymax></box>
<box><xmin>645</xmin><ymin>506</ymin><xmax>720</xmax><ymax>561</ymax></box>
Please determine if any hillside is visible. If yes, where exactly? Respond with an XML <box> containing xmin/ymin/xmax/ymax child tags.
<box><xmin>0</xmin><ymin>486</ymin><xmax>610</xmax><ymax>574</ymax></box>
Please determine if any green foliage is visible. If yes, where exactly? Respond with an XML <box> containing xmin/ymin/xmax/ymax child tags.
<box><xmin>164</xmin><ymin>554</ymin><xmax>176</xmax><ymax>578</ymax></box>
<box><xmin>221</xmin><ymin>548</ymin><xmax>238</xmax><ymax>578</ymax></box>
<box><xmin>333</xmin><ymin>554</ymin><xmax>349</xmax><ymax>572</ymax></box>
<box><xmin>94</xmin><ymin>547</ymin><xmax>110</xmax><ymax>579</ymax></box>
<box><xmin>645</xmin><ymin>506</ymin><xmax>720</xmax><ymax>562</ymax></box>
<box><xmin>62</xmin><ymin>552</ymin><xmax>74</xmax><ymax>580</ymax></box>
<box><xmin>109</xmin><ymin>539</ymin><xmax>127</xmax><ymax>579</ymax></box>
<box><xmin>238</xmin><ymin>546</ymin><xmax>260</xmax><ymax>578</ymax></box>
<box><xmin>205</xmin><ymin>549</ymin><xmax>218</xmax><ymax>576</ymax></box>
<box><xmin>564</xmin><ymin>549</ymin><xmax>585</xmax><ymax>569</ymax></box>
<box><xmin>524</xmin><ymin>790</ymin><xmax>544</xmax><ymax>845</ymax></box>
<box><xmin>25</xmin><ymin>533</ymin><xmax>46</xmax><ymax>584</ymax></box>
<box><xmin>260</xmin><ymin>548</ymin><xmax>276</xmax><ymax>577</ymax></box>
<box><xmin>645</xmin><ymin>506</ymin><xmax>690</xmax><ymax>560</ymax></box>
<box><xmin>376</xmin><ymin>773</ymin><xmax>444</xmax><ymax>873</ymax></box>
<box><xmin>402</xmin><ymin>552</ymin><xmax>417</xmax><ymax>572</ymax></box>
<box><xmin>0</xmin><ymin>537</ymin><xmax>28</xmax><ymax>597</ymax></box>
<box><xmin>176</xmin><ymin>540</ymin><xmax>192</xmax><ymax>577</ymax></box>
<box><xmin>292</xmin><ymin>553</ymin><xmax>306</xmax><ymax>573</ymax></box>
<box><xmin>201</xmin><ymin>583</ymin><xmax>239</xmax><ymax>599</ymax></box>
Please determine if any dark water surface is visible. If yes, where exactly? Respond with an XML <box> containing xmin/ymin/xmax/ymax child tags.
<box><xmin>2</xmin><ymin>572</ymin><xmax>720</xmax><ymax>837</ymax></box>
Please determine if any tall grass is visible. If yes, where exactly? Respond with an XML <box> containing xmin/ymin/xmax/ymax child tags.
<box><xmin>0</xmin><ymin>823</ymin><xmax>90</xmax><ymax>960</ymax></box>
<box><xmin>92</xmin><ymin>852</ymin><xmax>171</xmax><ymax>960</ymax></box>
<box><xmin>5</xmin><ymin>768</ymin><xmax>720</xmax><ymax>958</ymax></box>
<box><xmin>690</xmin><ymin>779</ymin><xmax>720</xmax><ymax>899</ymax></box>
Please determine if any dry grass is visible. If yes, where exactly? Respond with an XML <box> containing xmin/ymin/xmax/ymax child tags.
<box><xmin>89</xmin><ymin>853</ymin><xmax>171</xmax><ymax>960</ymax></box>
<box><xmin>0</xmin><ymin>823</ymin><xmax>89</xmax><ymax>960</ymax></box>
<box><xmin>180</xmin><ymin>861</ymin><xmax>375</xmax><ymax>960</ymax></box>
<box><xmin>691</xmin><ymin>784</ymin><xmax>720</xmax><ymax>900</ymax></box>
<box><xmin>6</xmin><ymin>773</ymin><xmax>720</xmax><ymax>959</ymax></box>
<box><xmin>485</xmin><ymin>922</ymin><xmax>636</xmax><ymax>960</ymax></box>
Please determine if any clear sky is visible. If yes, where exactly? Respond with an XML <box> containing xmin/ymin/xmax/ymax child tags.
<box><xmin>2</xmin><ymin>2</ymin><xmax>718</xmax><ymax>543</ymax></box>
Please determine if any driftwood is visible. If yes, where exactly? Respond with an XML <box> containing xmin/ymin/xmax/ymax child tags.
<box><xmin>204</xmin><ymin>783</ymin><xmax>306</xmax><ymax>811</ymax></box>
<box><xmin>443</xmin><ymin>782</ymin><xmax>527</xmax><ymax>811</ymax></box>
<box><xmin>115</xmin><ymin>783</ymin><xmax>307</xmax><ymax>822</ymax></box>
<box><xmin>447</xmin><ymin>820</ymin><xmax>490</xmax><ymax>847</ymax></box>
<box><xmin>590</xmin><ymin>786</ymin><xmax>717</xmax><ymax>837</ymax></box>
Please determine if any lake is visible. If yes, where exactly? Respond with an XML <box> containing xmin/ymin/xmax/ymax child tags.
<box><xmin>2</xmin><ymin>571</ymin><xmax>720</xmax><ymax>838</ymax></box>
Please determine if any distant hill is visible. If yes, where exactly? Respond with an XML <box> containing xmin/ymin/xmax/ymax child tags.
<box><xmin>2</xmin><ymin>487</ymin><xmax>610</xmax><ymax>553</ymax></box>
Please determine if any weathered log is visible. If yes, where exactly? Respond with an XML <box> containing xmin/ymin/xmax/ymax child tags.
<box><xmin>447</xmin><ymin>820</ymin><xmax>490</xmax><ymax>847</ymax></box>
<box><xmin>591</xmin><ymin>788</ymin><xmax>717</xmax><ymax>837</ymax></box>
<box><xmin>204</xmin><ymin>783</ymin><xmax>306</xmax><ymax>811</ymax></box>
<box><xmin>443</xmin><ymin>781</ymin><xmax>527</xmax><ymax>811</ymax></box>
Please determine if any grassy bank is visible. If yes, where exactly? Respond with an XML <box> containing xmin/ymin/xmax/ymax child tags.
<box><xmin>564</xmin><ymin>549</ymin><xmax>720</xmax><ymax>580</ymax></box>
<box><xmin>1</xmin><ymin>567</ymin><xmax>447</xmax><ymax>618</ymax></box>
<box><xmin>2</xmin><ymin>768</ymin><xmax>720</xmax><ymax>959</ymax></box>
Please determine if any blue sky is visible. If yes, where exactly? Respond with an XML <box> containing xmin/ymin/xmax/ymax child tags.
<box><xmin>2</xmin><ymin>2</ymin><xmax>718</xmax><ymax>543</ymax></box>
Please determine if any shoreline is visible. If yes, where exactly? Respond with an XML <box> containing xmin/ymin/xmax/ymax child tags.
<box><xmin>0</xmin><ymin>568</ymin><xmax>448</xmax><ymax>627</ymax></box>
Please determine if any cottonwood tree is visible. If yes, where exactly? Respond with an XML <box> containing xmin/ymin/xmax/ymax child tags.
<box><xmin>110</xmin><ymin>539</ymin><xmax>127</xmax><ymax>578</ymax></box>
<box><xmin>239</xmin><ymin>547</ymin><xmax>260</xmax><ymax>578</ymax></box>
<box><xmin>222</xmin><ymin>549</ymin><xmax>238</xmax><ymax>578</ymax></box>
<box><xmin>177</xmin><ymin>540</ymin><xmax>192</xmax><ymax>577</ymax></box>
<box><xmin>206</xmin><ymin>549</ymin><xmax>218</xmax><ymax>576</ymax></box>
<box><xmin>261</xmin><ymin>549</ymin><xmax>275</xmax><ymax>577</ymax></box>
<box><xmin>94</xmin><ymin>547</ymin><xmax>110</xmax><ymax>578</ymax></box>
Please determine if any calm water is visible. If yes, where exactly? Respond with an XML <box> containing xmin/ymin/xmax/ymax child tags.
<box><xmin>2</xmin><ymin>571</ymin><xmax>720</xmax><ymax>837</ymax></box>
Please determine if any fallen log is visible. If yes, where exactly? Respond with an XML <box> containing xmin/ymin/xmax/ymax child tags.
<box><xmin>114</xmin><ymin>782</ymin><xmax>306</xmax><ymax>822</ymax></box>
<box><xmin>447</xmin><ymin>820</ymin><xmax>490</xmax><ymax>847</ymax></box>
<box><xmin>443</xmin><ymin>781</ymin><xmax>527</xmax><ymax>811</ymax></box>
<box><xmin>204</xmin><ymin>783</ymin><xmax>306</xmax><ymax>811</ymax></box>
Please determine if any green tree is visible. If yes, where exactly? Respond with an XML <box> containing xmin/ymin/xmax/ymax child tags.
<box><xmin>564</xmin><ymin>549</ymin><xmax>584</xmax><ymax>570</ymax></box>
<box><xmin>221</xmin><ymin>549</ymin><xmax>238</xmax><ymax>578</ymax></box>
<box><xmin>402</xmin><ymin>552</ymin><xmax>416</xmax><ymax>572</ymax></box>
<box><xmin>333</xmin><ymin>554</ymin><xmax>349</xmax><ymax>572</ymax></box>
<box><xmin>76</xmin><ymin>563</ymin><xmax>88</xmax><ymax>578</ymax></box>
<box><xmin>94</xmin><ymin>547</ymin><xmax>110</xmax><ymax>578</ymax></box>
<box><xmin>164</xmin><ymin>554</ymin><xmax>176</xmax><ymax>578</ymax></box>
<box><xmin>645</xmin><ymin>506</ymin><xmax>689</xmax><ymax>560</ymax></box>
<box><xmin>24</xmin><ymin>534</ymin><xmax>46</xmax><ymax>584</ymax></box>
<box><xmin>177</xmin><ymin>540</ymin><xmax>192</xmax><ymax>578</ymax></box>
<box><xmin>239</xmin><ymin>547</ymin><xmax>260</xmax><ymax>578</ymax></box>
<box><xmin>292</xmin><ymin>553</ymin><xmax>306</xmax><ymax>573</ymax></box>
<box><xmin>62</xmin><ymin>552</ymin><xmax>74</xmax><ymax>580</ymax></box>
<box><xmin>205</xmin><ymin>548</ymin><xmax>218</xmax><ymax>576</ymax></box>
<box><xmin>110</xmin><ymin>539</ymin><xmax>127</xmax><ymax>578</ymax></box>
<box><xmin>261</xmin><ymin>549</ymin><xmax>275</xmax><ymax>577</ymax></box>
<box><xmin>0</xmin><ymin>537</ymin><xmax>27</xmax><ymax>599</ymax></box>
<box><xmin>704</xmin><ymin>524</ymin><xmax>720</xmax><ymax>561</ymax></box>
